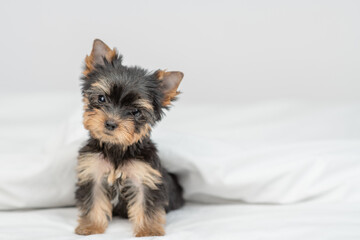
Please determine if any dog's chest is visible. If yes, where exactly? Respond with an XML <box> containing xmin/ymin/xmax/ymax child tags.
<box><xmin>107</xmin><ymin>170</ymin><xmax>124</xmax><ymax>207</ymax></box>
<box><xmin>78</xmin><ymin>153</ymin><xmax>161</xmax><ymax>209</ymax></box>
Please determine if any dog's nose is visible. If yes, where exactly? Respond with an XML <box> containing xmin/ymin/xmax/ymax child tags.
<box><xmin>104</xmin><ymin>120</ymin><xmax>118</xmax><ymax>131</ymax></box>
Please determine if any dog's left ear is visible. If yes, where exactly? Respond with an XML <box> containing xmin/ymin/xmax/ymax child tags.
<box><xmin>83</xmin><ymin>39</ymin><xmax>117</xmax><ymax>76</ymax></box>
<box><xmin>156</xmin><ymin>70</ymin><xmax>184</xmax><ymax>106</ymax></box>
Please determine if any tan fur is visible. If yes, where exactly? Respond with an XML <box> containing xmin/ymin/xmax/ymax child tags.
<box><xmin>91</xmin><ymin>79</ymin><xmax>112</xmax><ymax>95</ymax></box>
<box><xmin>131</xmin><ymin>124</ymin><xmax>151</xmax><ymax>145</ymax></box>
<box><xmin>77</xmin><ymin>153</ymin><xmax>112</xmax><ymax>184</ymax></box>
<box><xmin>120</xmin><ymin>160</ymin><xmax>165</xmax><ymax>237</ymax></box>
<box><xmin>162</xmin><ymin>90</ymin><xmax>180</xmax><ymax>106</ymax></box>
<box><xmin>82</xmin><ymin>95</ymin><xmax>90</xmax><ymax>105</ymax></box>
<box><xmin>121</xmin><ymin>160</ymin><xmax>162</xmax><ymax>189</ymax></box>
<box><xmin>76</xmin><ymin>153</ymin><xmax>114</xmax><ymax>235</ymax></box>
<box><xmin>83</xmin><ymin>42</ymin><xmax>116</xmax><ymax>76</ymax></box>
<box><xmin>76</xmin><ymin>155</ymin><xmax>166</xmax><ymax>236</ymax></box>
<box><xmin>83</xmin><ymin>108</ymin><xmax>108</xmax><ymax>140</ymax></box>
<box><xmin>156</xmin><ymin>70</ymin><xmax>183</xmax><ymax>106</ymax></box>
<box><xmin>156</xmin><ymin>70</ymin><xmax>165</xmax><ymax>80</ymax></box>
<box><xmin>75</xmin><ymin>218</ymin><xmax>107</xmax><ymax>235</ymax></box>
<box><xmin>77</xmin><ymin>39</ymin><xmax>180</xmax><ymax>237</ymax></box>
<box><xmin>134</xmin><ymin>209</ymin><xmax>166</xmax><ymax>237</ymax></box>
<box><xmin>83</xmin><ymin>107</ymin><xmax>151</xmax><ymax>147</ymax></box>
<box><xmin>135</xmin><ymin>99</ymin><xmax>153</xmax><ymax>111</ymax></box>
<box><xmin>107</xmin><ymin>167</ymin><xmax>122</xmax><ymax>186</ymax></box>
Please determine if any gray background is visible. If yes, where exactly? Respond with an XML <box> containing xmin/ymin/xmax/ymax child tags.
<box><xmin>0</xmin><ymin>0</ymin><xmax>359</xmax><ymax>103</ymax></box>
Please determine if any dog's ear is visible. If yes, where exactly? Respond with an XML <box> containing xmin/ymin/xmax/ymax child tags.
<box><xmin>83</xmin><ymin>39</ymin><xmax>117</xmax><ymax>76</ymax></box>
<box><xmin>156</xmin><ymin>70</ymin><xmax>184</xmax><ymax>106</ymax></box>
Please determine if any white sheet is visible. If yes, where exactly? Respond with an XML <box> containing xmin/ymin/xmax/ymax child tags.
<box><xmin>1</xmin><ymin>94</ymin><xmax>360</xmax><ymax>239</ymax></box>
<box><xmin>1</xmin><ymin>202</ymin><xmax>359</xmax><ymax>240</ymax></box>
<box><xmin>1</xmin><ymin>94</ymin><xmax>360</xmax><ymax>209</ymax></box>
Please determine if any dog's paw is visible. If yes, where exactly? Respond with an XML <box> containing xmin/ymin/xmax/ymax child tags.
<box><xmin>75</xmin><ymin>224</ymin><xmax>105</xmax><ymax>235</ymax></box>
<box><xmin>135</xmin><ymin>226</ymin><xmax>165</xmax><ymax>237</ymax></box>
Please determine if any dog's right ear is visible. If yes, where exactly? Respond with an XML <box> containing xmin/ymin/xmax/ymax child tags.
<box><xmin>83</xmin><ymin>39</ymin><xmax>117</xmax><ymax>76</ymax></box>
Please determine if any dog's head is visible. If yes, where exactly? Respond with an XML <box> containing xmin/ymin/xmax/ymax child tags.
<box><xmin>81</xmin><ymin>39</ymin><xmax>183</xmax><ymax>146</ymax></box>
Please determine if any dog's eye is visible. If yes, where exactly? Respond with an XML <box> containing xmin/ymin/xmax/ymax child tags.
<box><xmin>131</xmin><ymin>109</ymin><xmax>141</xmax><ymax>117</ymax></box>
<box><xmin>98</xmin><ymin>95</ymin><xmax>106</xmax><ymax>103</ymax></box>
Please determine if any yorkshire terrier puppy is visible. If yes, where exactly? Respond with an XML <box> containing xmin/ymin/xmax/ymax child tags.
<box><xmin>75</xmin><ymin>39</ymin><xmax>184</xmax><ymax>237</ymax></box>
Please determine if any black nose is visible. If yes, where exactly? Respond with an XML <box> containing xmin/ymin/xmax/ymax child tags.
<box><xmin>104</xmin><ymin>120</ymin><xmax>118</xmax><ymax>131</ymax></box>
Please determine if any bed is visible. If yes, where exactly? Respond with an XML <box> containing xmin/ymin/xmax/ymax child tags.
<box><xmin>1</xmin><ymin>93</ymin><xmax>359</xmax><ymax>239</ymax></box>
<box><xmin>1</xmin><ymin>202</ymin><xmax>359</xmax><ymax>240</ymax></box>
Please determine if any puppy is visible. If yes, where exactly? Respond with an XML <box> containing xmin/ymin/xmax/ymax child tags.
<box><xmin>75</xmin><ymin>39</ymin><xmax>184</xmax><ymax>237</ymax></box>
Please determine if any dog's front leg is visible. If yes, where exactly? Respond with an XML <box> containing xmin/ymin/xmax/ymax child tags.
<box><xmin>75</xmin><ymin>153</ymin><xmax>113</xmax><ymax>235</ymax></box>
<box><xmin>121</xmin><ymin>160</ymin><xmax>166</xmax><ymax>237</ymax></box>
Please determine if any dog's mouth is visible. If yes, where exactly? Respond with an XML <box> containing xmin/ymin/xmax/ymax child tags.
<box><xmin>103</xmin><ymin>130</ymin><xmax>113</xmax><ymax>136</ymax></box>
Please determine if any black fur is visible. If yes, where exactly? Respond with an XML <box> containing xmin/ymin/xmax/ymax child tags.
<box><xmin>75</xmin><ymin>42</ymin><xmax>184</xmax><ymax>234</ymax></box>
<box><xmin>76</xmin><ymin>137</ymin><xmax>184</xmax><ymax>218</ymax></box>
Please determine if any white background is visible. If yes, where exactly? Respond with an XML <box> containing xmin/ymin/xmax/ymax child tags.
<box><xmin>0</xmin><ymin>3</ymin><xmax>360</xmax><ymax>239</ymax></box>
<box><xmin>0</xmin><ymin>0</ymin><xmax>359</xmax><ymax>103</ymax></box>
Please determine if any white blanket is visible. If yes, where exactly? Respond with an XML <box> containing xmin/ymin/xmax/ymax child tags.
<box><xmin>1</xmin><ymin>202</ymin><xmax>359</xmax><ymax>240</ymax></box>
<box><xmin>0</xmin><ymin>94</ymin><xmax>360</xmax><ymax>239</ymax></box>
<box><xmin>0</xmin><ymin>94</ymin><xmax>360</xmax><ymax>209</ymax></box>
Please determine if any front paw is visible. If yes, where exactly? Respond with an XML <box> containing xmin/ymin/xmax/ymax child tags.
<box><xmin>75</xmin><ymin>224</ymin><xmax>106</xmax><ymax>235</ymax></box>
<box><xmin>135</xmin><ymin>226</ymin><xmax>165</xmax><ymax>237</ymax></box>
